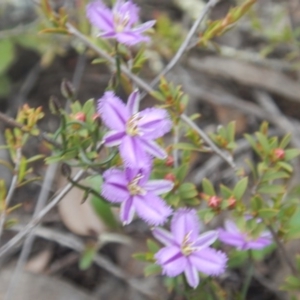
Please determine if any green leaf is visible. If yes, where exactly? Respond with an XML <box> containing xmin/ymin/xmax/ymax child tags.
<box><xmin>220</xmin><ymin>184</ymin><xmax>232</xmax><ymax>198</ymax></box>
<box><xmin>279</xmin><ymin>134</ymin><xmax>291</xmax><ymax>149</ymax></box>
<box><xmin>284</xmin><ymin>149</ymin><xmax>300</xmax><ymax>161</ymax></box>
<box><xmin>202</xmin><ymin>178</ymin><xmax>215</xmax><ymax>196</ymax></box>
<box><xmin>0</xmin><ymin>75</ymin><xmax>11</xmax><ymax>97</ymax></box>
<box><xmin>277</xmin><ymin>161</ymin><xmax>293</xmax><ymax>173</ymax></box>
<box><xmin>227</xmin><ymin>121</ymin><xmax>236</xmax><ymax>142</ymax></box>
<box><xmin>258</xmin><ymin>184</ymin><xmax>285</xmax><ymax>194</ymax></box>
<box><xmin>255</xmin><ymin>132</ymin><xmax>270</xmax><ymax>154</ymax></box>
<box><xmin>175</xmin><ymin>163</ymin><xmax>189</xmax><ymax>182</ymax></box>
<box><xmin>132</xmin><ymin>252</ymin><xmax>148</xmax><ymax>261</ymax></box>
<box><xmin>82</xmin><ymin>99</ymin><xmax>95</xmax><ymax>120</ymax></box>
<box><xmin>173</xmin><ymin>142</ymin><xmax>201</xmax><ymax>152</ymax></box>
<box><xmin>147</xmin><ymin>239</ymin><xmax>160</xmax><ymax>253</ymax></box>
<box><xmin>258</xmin><ymin>208</ymin><xmax>279</xmax><ymax>219</ymax></box>
<box><xmin>178</xmin><ymin>182</ymin><xmax>198</xmax><ymax>200</ymax></box>
<box><xmin>250</xmin><ymin>195</ymin><xmax>263</xmax><ymax>211</ymax></box>
<box><xmin>0</xmin><ymin>39</ymin><xmax>14</xmax><ymax>73</ymax></box>
<box><xmin>261</xmin><ymin>170</ymin><xmax>289</xmax><ymax>182</ymax></box>
<box><xmin>233</xmin><ymin>177</ymin><xmax>248</xmax><ymax>200</ymax></box>
<box><xmin>79</xmin><ymin>245</ymin><xmax>96</xmax><ymax>270</ymax></box>
<box><xmin>144</xmin><ymin>263</ymin><xmax>161</xmax><ymax>277</ymax></box>
<box><xmin>85</xmin><ymin>175</ymin><xmax>119</xmax><ymax>229</ymax></box>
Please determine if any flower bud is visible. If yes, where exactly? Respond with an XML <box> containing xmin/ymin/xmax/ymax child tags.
<box><xmin>164</xmin><ymin>173</ymin><xmax>176</xmax><ymax>182</ymax></box>
<box><xmin>208</xmin><ymin>196</ymin><xmax>221</xmax><ymax>209</ymax></box>
<box><xmin>274</xmin><ymin>148</ymin><xmax>285</xmax><ymax>160</ymax></box>
<box><xmin>61</xmin><ymin>79</ymin><xmax>75</xmax><ymax>100</ymax></box>
<box><xmin>61</xmin><ymin>163</ymin><xmax>71</xmax><ymax>178</ymax></box>
<box><xmin>92</xmin><ymin>113</ymin><xmax>102</xmax><ymax>125</ymax></box>
<box><xmin>74</xmin><ymin>112</ymin><xmax>86</xmax><ymax>122</ymax></box>
<box><xmin>49</xmin><ymin>96</ymin><xmax>61</xmax><ymax>114</ymax></box>
<box><xmin>165</xmin><ymin>155</ymin><xmax>174</xmax><ymax>167</ymax></box>
<box><xmin>227</xmin><ymin>197</ymin><xmax>236</xmax><ymax>209</ymax></box>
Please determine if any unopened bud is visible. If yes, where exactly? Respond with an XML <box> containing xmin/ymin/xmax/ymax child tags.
<box><xmin>208</xmin><ymin>196</ymin><xmax>221</xmax><ymax>209</ymax></box>
<box><xmin>92</xmin><ymin>113</ymin><xmax>101</xmax><ymax>125</ymax></box>
<box><xmin>61</xmin><ymin>79</ymin><xmax>75</xmax><ymax>100</ymax></box>
<box><xmin>227</xmin><ymin>197</ymin><xmax>236</xmax><ymax>209</ymax></box>
<box><xmin>49</xmin><ymin>96</ymin><xmax>61</xmax><ymax>114</ymax></box>
<box><xmin>165</xmin><ymin>155</ymin><xmax>174</xmax><ymax>167</ymax></box>
<box><xmin>164</xmin><ymin>173</ymin><xmax>176</xmax><ymax>182</ymax></box>
<box><xmin>274</xmin><ymin>148</ymin><xmax>285</xmax><ymax>160</ymax></box>
<box><xmin>74</xmin><ymin>112</ymin><xmax>86</xmax><ymax>122</ymax></box>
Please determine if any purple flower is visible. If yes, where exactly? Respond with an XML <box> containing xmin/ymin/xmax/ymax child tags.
<box><xmin>86</xmin><ymin>0</ymin><xmax>156</xmax><ymax>45</ymax></box>
<box><xmin>218</xmin><ymin>220</ymin><xmax>273</xmax><ymax>250</ymax></box>
<box><xmin>101</xmin><ymin>165</ymin><xmax>173</xmax><ymax>225</ymax></box>
<box><xmin>153</xmin><ymin>209</ymin><xmax>227</xmax><ymax>289</ymax></box>
<box><xmin>98</xmin><ymin>90</ymin><xmax>172</xmax><ymax>167</ymax></box>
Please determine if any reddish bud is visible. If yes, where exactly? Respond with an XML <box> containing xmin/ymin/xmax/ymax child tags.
<box><xmin>227</xmin><ymin>197</ymin><xmax>236</xmax><ymax>209</ymax></box>
<box><xmin>208</xmin><ymin>196</ymin><xmax>221</xmax><ymax>209</ymax></box>
<box><xmin>165</xmin><ymin>155</ymin><xmax>174</xmax><ymax>167</ymax></box>
<box><xmin>74</xmin><ymin>112</ymin><xmax>86</xmax><ymax>122</ymax></box>
<box><xmin>164</xmin><ymin>173</ymin><xmax>176</xmax><ymax>182</ymax></box>
<box><xmin>274</xmin><ymin>148</ymin><xmax>285</xmax><ymax>160</ymax></box>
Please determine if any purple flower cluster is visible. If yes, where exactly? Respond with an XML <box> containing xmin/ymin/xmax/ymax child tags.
<box><xmin>86</xmin><ymin>0</ymin><xmax>155</xmax><ymax>45</ymax></box>
<box><xmin>87</xmin><ymin>0</ymin><xmax>273</xmax><ymax>290</ymax></box>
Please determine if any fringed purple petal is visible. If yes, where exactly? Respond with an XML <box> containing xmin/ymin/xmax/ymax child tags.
<box><xmin>103</xmin><ymin>130</ymin><xmax>125</xmax><ymax>147</ymax></box>
<box><xmin>120</xmin><ymin>197</ymin><xmax>135</xmax><ymax>225</ymax></box>
<box><xmin>194</xmin><ymin>230</ymin><xmax>218</xmax><ymax>250</ymax></box>
<box><xmin>132</xmin><ymin>20</ymin><xmax>156</xmax><ymax>33</ymax></box>
<box><xmin>116</xmin><ymin>0</ymin><xmax>140</xmax><ymax>26</ymax></box>
<box><xmin>144</xmin><ymin>179</ymin><xmax>174</xmax><ymax>195</ymax></box>
<box><xmin>155</xmin><ymin>246</ymin><xmax>186</xmax><ymax>277</ymax></box>
<box><xmin>116</xmin><ymin>32</ymin><xmax>150</xmax><ymax>45</ymax></box>
<box><xmin>184</xmin><ymin>261</ymin><xmax>199</xmax><ymax>289</ymax></box>
<box><xmin>218</xmin><ymin>229</ymin><xmax>246</xmax><ymax>249</ymax></box>
<box><xmin>98</xmin><ymin>31</ymin><xmax>117</xmax><ymax>39</ymax></box>
<box><xmin>152</xmin><ymin>228</ymin><xmax>175</xmax><ymax>246</ymax></box>
<box><xmin>101</xmin><ymin>168</ymin><xmax>129</xmax><ymax>203</ymax></box>
<box><xmin>224</xmin><ymin>220</ymin><xmax>240</xmax><ymax>234</ymax></box>
<box><xmin>98</xmin><ymin>91</ymin><xmax>129</xmax><ymax>131</ymax></box>
<box><xmin>248</xmin><ymin>237</ymin><xmax>272</xmax><ymax>250</ymax></box>
<box><xmin>190</xmin><ymin>248</ymin><xmax>227</xmax><ymax>276</ymax></box>
<box><xmin>119</xmin><ymin>136</ymin><xmax>150</xmax><ymax>168</ymax></box>
<box><xmin>133</xmin><ymin>193</ymin><xmax>172</xmax><ymax>226</ymax></box>
<box><xmin>126</xmin><ymin>89</ymin><xmax>140</xmax><ymax>115</ymax></box>
<box><xmin>138</xmin><ymin>108</ymin><xmax>172</xmax><ymax>139</ymax></box>
<box><xmin>139</xmin><ymin>139</ymin><xmax>167</xmax><ymax>159</ymax></box>
<box><xmin>86</xmin><ymin>1</ymin><xmax>114</xmax><ymax>32</ymax></box>
<box><xmin>171</xmin><ymin>209</ymin><xmax>200</xmax><ymax>244</ymax></box>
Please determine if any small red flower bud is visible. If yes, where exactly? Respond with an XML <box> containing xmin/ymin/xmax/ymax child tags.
<box><xmin>208</xmin><ymin>196</ymin><xmax>221</xmax><ymax>209</ymax></box>
<box><xmin>274</xmin><ymin>148</ymin><xmax>285</xmax><ymax>160</ymax></box>
<box><xmin>92</xmin><ymin>113</ymin><xmax>100</xmax><ymax>122</ymax></box>
<box><xmin>165</xmin><ymin>155</ymin><xmax>174</xmax><ymax>167</ymax></box>
<box><xmin>227</xmin><ymin>197</ymin><xmax>236</xmax><ymax>209</ymax></box>
<box><xmin>74</xmin><ymin>112</ymin><xmax>86</xmax><ymax>122</ymax></box>
<box><xmin>164</xmin><ymin>173</ymin><xmax>176</xmax><ymax>182</ymax></box>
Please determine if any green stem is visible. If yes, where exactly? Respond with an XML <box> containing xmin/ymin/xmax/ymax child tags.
<box><xmin>241</xmin><ymin>251</ymin><xmax>254</xmax><ymax>300</ymax></box>
<box><xmin>115</xmin><ymin>42</ymin><xmax>121</xmax><ymax>88</ymax></box>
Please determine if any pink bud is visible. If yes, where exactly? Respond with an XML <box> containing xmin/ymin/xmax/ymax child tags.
<box><xmin>274</xmin><ymin>148</ymin><xmax>285</xmax><ymax>160</ymax></box>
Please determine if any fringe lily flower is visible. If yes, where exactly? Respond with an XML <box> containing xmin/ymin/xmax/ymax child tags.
<box><xmin>153</xmin><ymin>209</ymin><xmax>227</xmax><ymax>289</ymax></box>
<box><xmin>98</xmin><ymin>90</ymin><xmax>172</xmax><ymax>167</ymax></box>
<box><xmin>218</xmin><ymin>220</ymin><xmax>273</xmax><ymax>250</ymax></box>
<box><xmin>101</xmin><ymin>165</ymin><xmax>173</xmax><ymax>225</ymax></box>
<box><xmin>86</xmin><ymin>0</ymin><xmax>156</xmax><ymax>45</ymax></box>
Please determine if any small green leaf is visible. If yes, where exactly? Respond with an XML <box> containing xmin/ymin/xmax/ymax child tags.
<box><xmin>175</xmin><ymin>163</ymin><xmax>189</xmax><ymax>182</ymax></box>
<box><xmin>147</xmin><ymin>239</ymin><xmax>160</xmax><ymax>253</ymax></box>
<box><xmin>277</xmin><ymin>161</ymin><xmax>293</xmax><ymax>173</ymax></box>
<box><xmin>220</xmin><ymin>184</ymin><xmax>232</xmax><ymax>199</ymax></box>
<box><xmin>279</xmin><ymin>134</ymin><xmax>291</xmax><ymax>149</ymax></box>
<box><xmin>281</xmin><ymin>276</ymin><xmax>300</xmax><ymax>291</ymax></box>
<box><xmin>261</xmin><ymin>170</ymin><xmax>289</xmax><ymax>182</ymax></box>
<box><xmin>256</xmin><ymin>132</ymin><xmax>270</xmax><ymax>154</ymax></box>
<box><xmin>79</xmin><ymin>245</ymin><xmax>96</xmax><ymax>270</ymax></box>
<box><xmin>202</xmin><ymin>178</ymin><xmax>215</xmax><ymax>196</ymax></box>
<box><xmin>173</xmin><ymin>143</ymin><xmax>201</xmax><ymax>152</ymax></box>
<box><xmin>0</xmin><ymin>39</ymin><xmax>14</xmax><ymax>73</ymax></box>
<box><xmin>132</xmin><ymin>252</ymin><xmax>148</xmax><ymax>261</ymax></box>
<box><xmin>233</xmin><ymin>177</ymin><xmax>248</xmax><ymax>200</ymax></box>
<box><xmin>144</xmin><ymin>263</ymin><xmax>161</xmax><ymax>277</ymax></box>
<box><xmin>258</xmin><ymin>208</ymin><xmax>279</xmax><ymax>219</ymax></box>
<box><xmin>178</xmin><ymin>182</ymin><xmax>198</xmax><ymax>199</ymax></box>
<box><xmin>258</xmin><ymin>184</ymin><xmax>285</xmax><ymax>194</ymax></box>
<box><xmin>228</xmin><ymin>250</ymin><xmax>247</xmax><ymax>268</ymax></box>
<box><xmin>284</xmin><ymin>149</ymin><xmax>300</xmax><ymax>161</ymax></box>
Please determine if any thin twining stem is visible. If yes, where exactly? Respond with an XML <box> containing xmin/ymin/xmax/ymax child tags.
<box><xmin>66</xmin><ymin>19</ymin><xmax>235</xmax><ymax>169</ymax></box>
<box><xmin>0</xmin><ymin>169</ymin><xmax>85</xmax><ymax>258</ymax></box>
<box><xmin>0</xmin><ymin>148</ymin><xmax>22</xmax><ymax>241</ymax></box>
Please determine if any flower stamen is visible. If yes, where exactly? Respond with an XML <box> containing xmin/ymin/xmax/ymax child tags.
<box><xmin>126</xmin><ymin>113</ymin><xmax>141</xmax><ymax>136</ymax></box>
<box><xmin>128</xmin><ymin>174</ymin><xmax>146</xmax><ymax>195</ymax></box>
